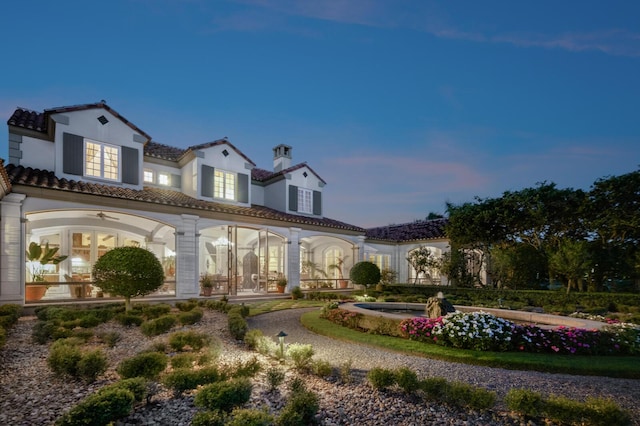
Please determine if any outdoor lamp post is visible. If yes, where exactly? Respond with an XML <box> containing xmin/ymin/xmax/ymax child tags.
<box><xmin>277</xmin><ymin>330</ymin><xmax>287</xmax><ymax>360</ymax></box>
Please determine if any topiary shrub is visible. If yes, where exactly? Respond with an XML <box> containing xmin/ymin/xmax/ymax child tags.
<box><xmin>76</xmin><ymin>349</ymin><xmax>108</xmax><ymax>383</ymax></box>
<box><xmin>194</xmin><ymin>378</ymin><xmax>253</xmax><ymax>412</ymax></box>
<box><xmin>117</xmin><ymin>351</ymin><xmax>168</xmax><ymax>380</ymax></box>
<box><xmin>394</xmin><ymin>367</ymin><xmax>420</xmax><ymax>394</ymax></box>
<box><xmin>48</xmin><ymin>339</ymin><xmax>83</xmax><ymax>377</ymax></box>
<box><xmin>349</xmin><ymin>262</ymin><xmax>381</xmax><ymax>288</ymax></box>
<box><xmin>141</xmin><ymin>314</ymin><xmax>177</xmax><ymax>336</ymax></box>
<box><xmin>92</xmin><ymin>246</ymin><xmax>165</xmax><ymax>311</ymax></box>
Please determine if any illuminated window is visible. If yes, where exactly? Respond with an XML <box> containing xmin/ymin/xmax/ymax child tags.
<box><xmin>298</xmin><ymin>188</ymin><xmax>312</xmax><ymax>214</ymax></box>
<box><xmin>85</xmin><ymin>140</ymin><xmax>119</xmax><ymax>180</ymax></box>
<box><xmin>143</xmin><ymin>169</ymin><xmax>154</xmax><ymax>183</ymax></box>
<box><xmin>214</xmin><ymin>169</ymin><xmax>236</xmax><ymax>200</ymax></box>
<box><xmin>158</xmin><ymin>172</ymin><xmax>170</xmax><ymax>186</ymax></box>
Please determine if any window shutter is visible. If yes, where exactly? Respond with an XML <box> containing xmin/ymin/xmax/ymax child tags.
<box><xmin>289</xmin><ymin>185</ymin><xmax>298</xmax><ymax>211</ymax></box>
<box><xmin>313</xmin><ymin>190</ymin><xmax>322</xmax><ymax>215</ymax></box>
<box><xmin>237</xmin><ymin>173</ymin><xmax>249</xmax><ymax>203</ymax></box>
<box><xmin>171</xmin><ymin>174</ymin><xmax>181</xmax><ymax>189</ymax></box>
<box><xmin>122</xmin><ymin>146</ymin><xmax>139</xmax><ymax>185</ymax></box>
<box><xmin>201</xmin><ymin>165</ymin><xmax>214</xmax><ymax>197</ymax></box>
<box><xmin>63</xmin><ymin>133</ymin><xmax>84</xmax><ymax>175</ymax></box>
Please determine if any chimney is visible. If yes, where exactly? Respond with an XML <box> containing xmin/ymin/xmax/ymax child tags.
<box><xmin>273</xmin><ymin>144</ymin><xmax>292</xmax><ymax>172</ymax></box>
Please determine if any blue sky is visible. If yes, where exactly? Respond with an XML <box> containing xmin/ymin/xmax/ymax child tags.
<box><xmin>1</xmin><ymin>1</ymin><xmax>639</xmax><ymax>228</ymax></box>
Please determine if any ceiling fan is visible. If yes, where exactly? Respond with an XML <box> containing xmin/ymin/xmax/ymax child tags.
<box><xmin>93</xmin><ymin>211</ymin><xmax>120</xmax><ymax>221</ymax></box>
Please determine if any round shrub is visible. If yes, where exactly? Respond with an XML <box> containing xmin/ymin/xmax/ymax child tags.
<box><xmin>55</xmin><ymin>387</ymin><xmax>135</xmax><ymax>426</ymax></box>
<box><xmin>77</xmin><ymin>349</ymin><xmax>108</xmax><ymax>383</ymax></box>
<box><xmin>349</xmin><ymin>262</ymin><xmax>381</xmax><ymax>288</ymax></box>
<box><xmin>169</xmin><ymin>330</ymin><xmax>211</xmax><ymax>351</ymax></box>
<box><xmin>108</xmin><ymin>378</ymin><xmax>148</xmax><ymax>403</ymax></box>
<box><xmin>226</xmin><ymin>408</ymin><xmax>274</xmax><ymax>426</ymax></box>
<box><xmin>194</xmin><ymin>378</ymin><xmax>252</xmax><ymax>412</ymax></box>
<box><xmin>161</xmin><ymin>366</ymin><xmax>225</xmax><ymax>395</ymax></box>
<box><xmin>291</xmin><ymin>286</ymin><xmax>303</xmax><ymax>300</ymax></box>
<box><xmin>140</xmin><ymin>314</ymin><xmax>177</xmax><ymax>336</ymax></box>
<box><xmin>277</xmin><ymin>389</ymin><xmax>319</xmax><ymax>426</ymax></box>
<box><xmin>286</xmin><ymin>343</ymin><xmax>314</xmax><ymax>371</ymax></box>
<box><xmin>228</xmin><ymin>313</ymin><xmax>248</xmax><ymax>340</ymax></box>
<box><xmin>178</xmin><ymin>308</ymin><xmax>204</xmax><ymax>325</ymax></box>
<box><xmin>48</xmin><ymin>339</ymin><xmax>83</xmax><ymax>377</ymax></box>
<box><xmin>117</xmin><ymin>351</ymin><xmax>168</xmax><ymax>379</ymax></box>
<box><xmin>115</xmin><ymin>312</ymin><xmax>144</xmax><ymax>327</ymax></box>
<box><xmin>394</xmin><ymin>367</ymin><xmax>420</xmax><ymax>394</ymax></box>
<box><xmin>266</xmin><ymin>367</ymin><xmax>285</xmax><ymax>391</ymax></box>
<box><xmin>176</xmin><ymin>300</ymin><xmax>199</xmax><ymax>312</ymax></box>
<box><xmin>191</xmin><ymin>410</ymin><xmax>225</xmax><ymax>426</ymax></box>
<box><xmin>170</xmin><ymin>353</ymin><xmax>198</xmax><ymax>369</ymax></box>
<box><xmin>367</xmin><ymin>367</ymin><xmax>395</xmax><ymax>390</ymax></box>
<box><xmin>141</xmin><ymin>303</ymin><xmax>172</xmax><ymax>319</ymax></box>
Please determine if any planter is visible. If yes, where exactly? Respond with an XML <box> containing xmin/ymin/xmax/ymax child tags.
<box><xmin>339</xmin><ymin>280</ymin><xmax>348</xmax><ymax>289</ymax></box>
<box><xmin>25</xmin><ymin>284</ymin><xmax>48</xmax><ymax>301</ymax></box>
<box><xmin>202</xmin><ymin>287</ymin><xmax>213</xmax><ymax>297</ymax></box>
<box><xmin>276</xmin><ymin>286</ymin><xmax>286</xmax><ymax>294</ymax></box>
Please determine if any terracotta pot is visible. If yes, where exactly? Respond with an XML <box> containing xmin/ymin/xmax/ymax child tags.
<box><xmin>339</xmin><ymin>280</ymin><xmax>348</xmax><ymax>289</ymax></box>
<box><xmin>202</xmin><ymin>287</ymin><xmax>213</xmax><ymax>297</ymax></box>
<box><xmin>25</xmin><ymin>285</ymin><xmax>47</xmax><ymax>301</ymax></box>
<box><xmin>277</xmin><ymin>286</ymin><xmax>285</xmax><ymax>294</ymax></box>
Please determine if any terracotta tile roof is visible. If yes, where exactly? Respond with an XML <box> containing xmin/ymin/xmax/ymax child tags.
<box><xmin>252</xmin><ymin>163</ymin><xmax>326</xmax><ymax>185</ymax></box>
<box><xmin>7</xmin><ymin>108</ymin><xmax>48</xmax><ymax>132</ymax></box>
<box><xmin>365</xmin><ymin>218</ymin><xmax>448</xmax><ymax>242</ymax></box>
<box><xmin>144</xmin><ymin>141</ymin><xmax>188</xmax><ymax>161</ymax></box>
<box><xmin>7</xmin><ymin>102</ymin><xmax>152</xmax><ymax>141</ymax></box>
<box><xmin>5</xmin><ymin>164</ymin><xmax>364</xmax><ymax>233</ymax></box>
<box><xmin>0</xmin><ymin>159</ymin><xmax>12</xmax><ymax>197</ymax></box>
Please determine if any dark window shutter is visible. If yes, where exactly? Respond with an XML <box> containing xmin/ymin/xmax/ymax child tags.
<box><xmin>201</xmin><ymin>165</ymin><xmax>214</xmax><ymax>197</ymax></box>
<box><xmin>313</xmin><ymin>190</ymin><xmax>322</xmax><ymax>215</ymax></box>
<box><xmin>122</xmin><ymin>146</ymin><xmax>139</xmax><ymax>185</ymax></box>
<box><xmin>237</xmin><ymin>173</ymin><xmax>249</xmax><ymax>203</ymax></box>
<box><xmin>289</xmin><ymin>185</ymin><xmax>298</xmax><ymax>211</ymax></box>
<box><xmin>171</xmin><ymin>174</ymin><xmax>181</xmax><ymax>189</ymax></box>
<box><xmin>63</xmin><ymin>133</ymin><xmax>84</xmax><ymax>175</ymax></box>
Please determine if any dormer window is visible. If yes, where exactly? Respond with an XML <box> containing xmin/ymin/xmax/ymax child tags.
<box><xmin>214</xmin><ymin>169</ymin><xmax>236</xmax><ymax>200</ymax></box>
<box><xmin>85</xmin><ymin>140</ymin><xmax>119</xmax><ymax>181</ymax></box>
<box><xmin>298</xmin><ymin>188</ymin><xmax>313</xmax><ymax>214</ymax></box>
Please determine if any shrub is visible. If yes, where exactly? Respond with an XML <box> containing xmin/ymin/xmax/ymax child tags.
<box><xmin>140</xmin><ymin>315</ymin><xmax>177</xmax><ymax>337</ymax></box>
<box><xmin>170</xmin><ymin>353</ymin><xmax>198</xmax><ymax>369</ymax></box>
<box><xmin>286</xmin><ymin>343</ymin><xmax>314</xmax><ymax>371</ymax></box>
<box><xmin>108</xmin><ymin>377</ymin><xmax>148</xmax><ymax>403</ymax></box>
<box><xmin>228</xmin><ymin>356</ymin><xmax>262</xmax><ymax>378</ymax></box>
<box><xmin>169</xmin><ymin>330</ymin><xmax>211</xmax><ymax>351</ymax></box>
<box><xmin>0</xmin><ymin>327</ymin><xmax>5</xmax><ymax>348</ymax></box>
<box><xmin>194</xmin><ymin>378</ymin><xmax>253</xmax><ymax>412</ymax></box>
<box><xmin>311</xmin><ymin>359</ymin><xmax>333</xmax><ymax>378</ymax></box>
<box><xmin>226</xmin><ymin>408</ymin><xmax>274</xmax><ymax>426</ymax></box>
<box><xmin>394</xmin><ymin>367</ymin><xmax>420</xmax><ymax>394</ymax></box>
<box><xmin>349</xmin><ymin>261</ymin><xmax>381</xmax><ymax>288</ymax></box>
<box><xmin>228</xmin><ymin>313</ymin><xmax>248</xmax><ymax>340</ymax></box>
<box><xmin>191</xmin><ymin>410</ymin><xmax>225</xmax><ymax>426</ymax></box>
<box><xmin>161</xmin><ymin>366</ymin><xmax>225</xmax><ymax>395</ymax></box>
<box><xmin>141</xmin><ymin>303</ymin><xmax>173</xmax><ymax>319</ymax></box>
<box><xmin>504</xmin><ymin>389</ymin><xmax>544</xmax><ymax>417</ymax></box>
<box><xmin>244</xmin><ymin>329</ymin><xmax>264</xmax><ymax>350</ymax></box>
<box><xmin>367</xmin><ymin>367</ymin><xmax>396</xmax><ymax>390</ymax></box>
<box><xmin>0</xmin><ymin>304</ymin><xmax>22</xmax><ymax>328</ymax></box>
<box><xmin>97</xmin><ymin>331</ymin><xmax>121</xmax><ymax>347</ymax></box>
<box><xmin>291</xmin><ymin>286</ymin><xmax>303</xmax><ymax>300</ymax></box>
<box><xmin>419</xmin><ymin>377</ymin><xmax>448</xmax><ymax>400</ymax></box>
<box><xmin>115</xmin><ymin>312</ymin><xmax>144</xmax><ymax>327</ymax></box>
<box><xmin>47</xmin><ymin>338</ymin><xmax>84</xmax><ymax>377</ymax></box>
<box><xmin>266</xmin><ymin>367</ymin><xmax>286</xmax><ymax>391</ymax></box>
<box><xmin>178</xmin><ymin>308</ymin><xmax>204</xmax><ymax>325</ymax></box>
<box><xmin>228</xmin><ymin>304</ymin><xmax>250</xmax><ymax>318</ymax></box>
<box><xmin>287</xmin><ymin>376</ymin><xmax>307</xmax><ymax>393</ymax></box>
<box><xmin>77</xmin><ymin>349</ymin><xmax>108</xmax><ymax>383</ymax></box>
<box><xmin>54</xmin><ymin>388</ymin><xmax>135</xmax><ymax>426</ymax></box>
<box><xmin>198</xmin><ymin>343</ymin><xmax>222</xmax><ymax>365</ymax></box>
<box><xmin>117</xmin><ymin>351</ymin><xmax>168</xmax><ymax>379</ymax></box>
<box><xmin>32</xmin><ymin>321</ymin><xmax>71</xmax><ymax>344</ymax></box>
<box><xmin>582</xmin><ymin>397</ymin><xmax>632</xmax><ymax>426</ymax></box>
<box><xmin>339</xmin><ymin>359</ymin><xmax>353</xmax><ymax>384</ymax></box>
<box><xmin>277</xmin><ymin>390</ymin><xmax>319</xmax><ymax>426</ymax></box>
<box><xmin>176</xmin><ymin>300</ymin><xmax>199</xmax><ymax>312</ymax></box>
<box><xmin>92</xmin><ymin>247</ymin><xmax>165</xmax><ymax>311</ymax></box>
<box><xmin>444</xmin><ymin>381</ymin><xmax>496</xmax><ymax>410</ymax></box>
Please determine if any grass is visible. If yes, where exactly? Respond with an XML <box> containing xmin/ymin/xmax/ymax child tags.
<box><xmin>299</xmin><ymin>309</ymin><xmax>640</xmax><ymax>379</ymax></box>
<box><xmin>246</xmin><ymin>300</ymin><xmax>325</xmax><ymax>316</ymax></box>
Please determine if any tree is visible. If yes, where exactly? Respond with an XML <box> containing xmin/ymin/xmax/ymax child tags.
<box><xmin>406</xmin><ymin>246</ymin><xmax>440</xmax><ymax>284</ymax></box>
<box><xmin>548</xmin><ymin>239</ymin><xmax>592</xmax><ymax>294</ymax></box>
<box><xmin>93</xmin><ymin>246</ymin><xmax>164</xmax><ymax>311</ymax></box>
<box><xmin>349</xmin><ymin>262</ymin><xmax>381</xmax><ymax>288</ymax></box>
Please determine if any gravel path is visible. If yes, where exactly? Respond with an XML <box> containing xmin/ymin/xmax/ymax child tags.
<box><xmin>248</xmin><ymin>308</ymin><xmax>640</xmax><ymax>424</ymax></box>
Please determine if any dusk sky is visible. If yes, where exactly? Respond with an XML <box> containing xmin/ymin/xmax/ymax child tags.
<box><xmin>2</xmin><ymin>1</ymin><xmax>639</xmax><ymax>228</ymax></box>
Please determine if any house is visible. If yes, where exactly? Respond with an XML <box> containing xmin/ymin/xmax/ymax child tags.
<box><xmin>1</xmin><ymin>101</ymin><xmax>449</xmax><ymax>305</ymax></box>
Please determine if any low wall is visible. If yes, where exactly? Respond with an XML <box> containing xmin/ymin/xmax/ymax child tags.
<box><xmin>341</xmin><ymin>302</ymin><xmax>606</xmax><ymax>330</ymax></box>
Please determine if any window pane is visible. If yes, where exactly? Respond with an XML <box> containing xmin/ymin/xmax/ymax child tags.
<box><xmin>158</xmin><ymin>173</ymin><xmax>170</xmax><ymax>186</ymax></box>
<box><xmin>225</xmin><ymin>172</ymin><xmax>235</xmax><ymax>199</ymax></box>
<box><xmin>103</xmin><ymin>146</ymin><xmax>119</xmax><ymax>180</ymax></box>
<box><xmin>214</xmin><ymin>170</ymin><xmax>224</xmax><ymax>198</ymax></box>
<box><xmin>298</xmin><ymin>188</ymin><xmax>312</xmax><ymax>213</ymax></box>
<box><xmin>85</xmin><ymin>143</ymin><xmax>101</xmax><ymax>177</ymax></box>
<box><xmin>143</xmin><ymin>169</ymin><xmax>154</xmax><ymax>183</ymax></box>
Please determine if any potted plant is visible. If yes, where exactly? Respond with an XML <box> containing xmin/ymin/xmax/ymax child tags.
<box><xmin>328</xmin><ymin>255</ymin><xmax>349</xmax><ymax>288</ymax></box>
<box><xmin>25</xmin><ymin>241</ymin><xmax>68</xmax><ymax>301</ymax></box>
<box><xmin>276</xmin><ymin>276</ymin><xmax>287</xmax><ymax>293</ymax></box>
<box><xmin>200</xmin><ymin>273</ymin><xmax>214</xmax><ymax>297</ymax></box>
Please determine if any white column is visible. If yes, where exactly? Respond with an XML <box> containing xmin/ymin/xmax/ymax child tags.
<box><xmin>175</xmin><ymin>214</ymin><xmax>199</xmax><ymax>298</ymax></box>
<box><xmin>287</xmin><ymin>227</ymin><xmax>301</xmax><ymax>289</ymax></box>
<box><xmin>0</xmin><ymin>193</ymin><xmax>26</xmax><ymax>303</ymax></box>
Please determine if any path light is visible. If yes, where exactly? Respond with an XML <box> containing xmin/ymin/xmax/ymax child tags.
<box><xmin>277</xmin><ymin>330</ymin><xmax>287</xmax><ymax>361</ymax></box>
